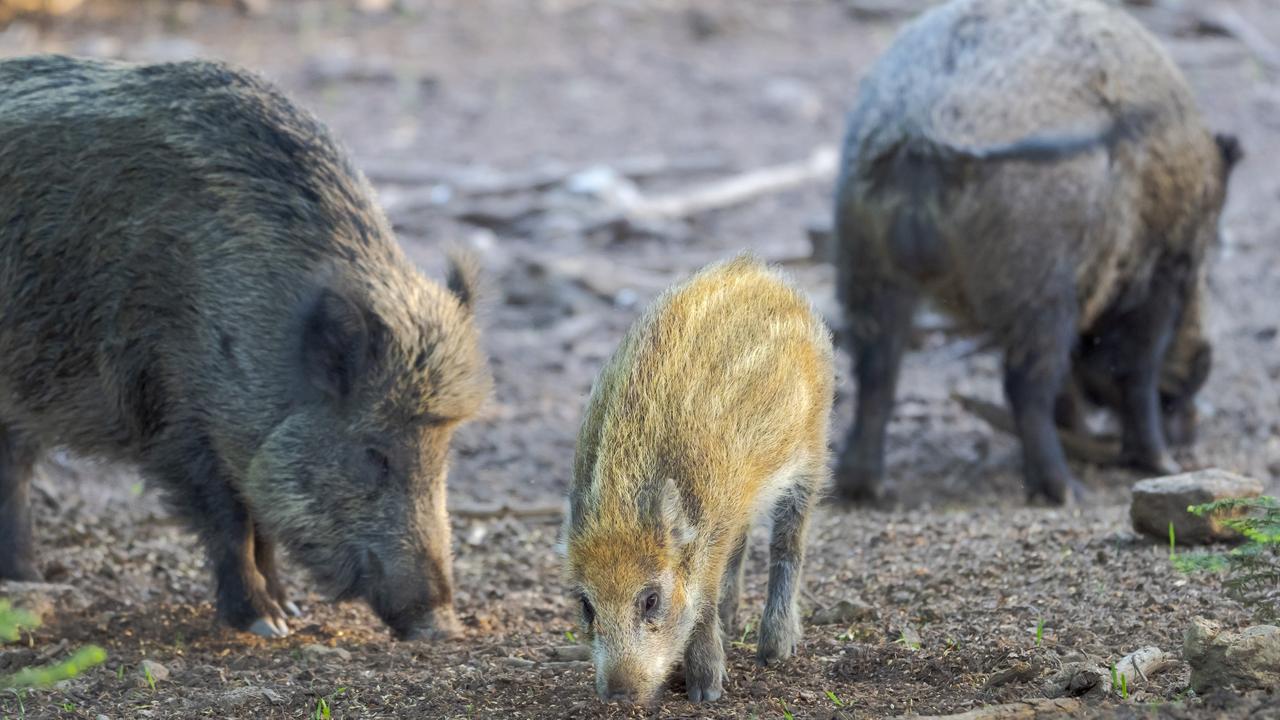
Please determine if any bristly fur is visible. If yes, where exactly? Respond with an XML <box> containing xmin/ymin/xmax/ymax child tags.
<box><xmin>0</xmin><ymin>55</ymin><xmax>492</xmax><ymax>640</ymax></box>
<box><xmin>831</xmin><ymin>0</ymin><xmax>1238</xmax><ymax>505</ymax></box>
<box><xmin>563</xmin><ymin>254</ymin><xmax>834</xmax><ymax>705</ymax></box>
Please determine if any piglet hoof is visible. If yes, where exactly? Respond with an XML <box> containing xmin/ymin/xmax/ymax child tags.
<box><xmin>756</xmin><ymin>615</ymin><xmax>801</xmax><ymax>666</ymax></box>
<box><xmin>248</xmin><ymin>616</ymin><xmax>290</xmax><ymax>638</ymax></box>
<box><xmin>282</xmin><ymin>601</ymin><xmax>303</xmax><ymax>618</ymax></box>
<box><xmin>684</xmin><ymin>664</ymin><xmax>725</xmax><ymax>703</ymax></box>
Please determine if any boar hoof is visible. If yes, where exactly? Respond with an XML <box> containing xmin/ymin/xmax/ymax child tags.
<box><xmin>1128</xmin><ymin>450</ymin><xmax>1182</xmax><ymax>477</ymax></box>
<box><xmin>1026</xmin><ymin>477</ymin><xmax>1089</xmax><ymax>507</ymax></box>
<box><xmin>248</xmin><ymin>616</ymin><xmax>290</xmax><ymax>638</ymax></box>
<box><xmin>283</xmin><ymin>601</ymin><xmax>303</xmax><ymax>618</ymax></box>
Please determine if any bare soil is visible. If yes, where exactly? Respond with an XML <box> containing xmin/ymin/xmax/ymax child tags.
<box><xmin>1</xmin><ymin>1</ymin><xmax>1278</xmax><ymax>718</ymax></box>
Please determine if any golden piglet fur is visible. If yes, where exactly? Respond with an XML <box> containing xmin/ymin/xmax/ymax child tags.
<box><xmin>561</xmin><ymin>255</ymin><xmax>834</xmax><ymax>705</ymax></box>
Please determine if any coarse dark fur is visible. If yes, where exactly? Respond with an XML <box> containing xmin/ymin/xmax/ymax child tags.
<box><xmin>832</xmin><ymin>0</ymin><xmax>1240</xmax><ymax>505</ymax></box>
<box><xmin>0</xmin><ymin>55</ymin><xmax>492</xmax><ymax>640</ymax></box>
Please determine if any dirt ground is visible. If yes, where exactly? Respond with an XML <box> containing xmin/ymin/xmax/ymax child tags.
<box><xmin>1</xmin><ymin>0</ymin><xmax>1279</xmax><ymax>718</ymax></box>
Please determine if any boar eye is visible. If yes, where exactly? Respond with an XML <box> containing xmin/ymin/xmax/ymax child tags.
<box><xmin>580</xmin><ymin>596</ymin><xmax>595</xmax><ymax>625</ymax></box>
<box><xmin>639</xmin><ymin>588</ymin><xmax>660</xmax><ymax>619</ymax></box>
<box><xmin>364</xmin><ymin>448</ymin><xmax>391</xmax><ymax>480</ymax></box>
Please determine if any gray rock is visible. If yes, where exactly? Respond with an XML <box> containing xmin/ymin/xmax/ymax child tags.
<box><xmin>1185</xmin><ymin>617</ymin><xmax>1280</xmax><ymax>693</ymax></box>
<box><xmin>139</xmin><ymin>659</ymin><xmax>169</xmax><ymax>685</ymax></box>
<box><xmin>300</xmin><ymin>643</ymin><xmax>352</xmax><ymax>663</ymax></box>
<box><xmin>808</xmin><ymin>598</ymin><xmax>878</xmax><ymax>625</ymax></box>
<box><xmin>0</xmin><ymin>581</ymin><xmax>92</xmax><ymax>623</ymax></box>
<box><xmin>1130</xmin><ymin>469</ymin><xmax>1263</xmax><ymax>545</ymax></box>
<box><xmin>218</xmin><ymin>686</ymin><xmax>287</xmax><ymax>709</ymax></box>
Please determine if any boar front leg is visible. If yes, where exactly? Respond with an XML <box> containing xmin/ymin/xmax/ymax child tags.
<box><xmin>147</xmin><ymin>430</ymin><xmax>291</xmax><ymax>637</ymax></box>
<box><xmin>1002</xmin><ymin>292</ymin><xmax>1085</xmax><ymax>505</ymax></box>
<box><xmin>1104</xmin><ymin>269</ymin><xmax>1185</xmax><ymax>476</ymax></box>
<box><xmin>254</xmin><ymin>528</ymin><xmax>301</xmax><ymax>618</ymax></box>
<box><xmin>0</xmin><ymin>425</ymin><xmax>40</xmax><ymax>581</ymax></box>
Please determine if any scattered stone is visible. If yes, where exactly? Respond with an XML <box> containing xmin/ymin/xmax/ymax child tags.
<box><xmin>983</xmin><ymin>660</ymin><xmax>1041</xmax><ymax>689</ymax></box>
<box><xmin>0</xmin><ymin>581</ymin><xmax>92</xmax><ymax>622</ymax></box>
<box><xmin>1130</xmin><ymin>469</ymin><xmax>1264</xmax><ymax>545</ymax></box>
<box><xmin>808</xmin><ymin>598</ymin><xmax>878</xmax><ymax>625</ymax></box>
<box><xmin>139</xmin><ymin>659</ymin><xmax>169</xmax><ymax>685</ymax></box>
<box><xmin>300</xmin><ymin>643</ymin><xmax>352</xmax><ymax>663</ymax></box>
<box><xmin>1042</xmin><ymin>662</ymin><xmax>1108</xmax><ymax>698</ymax></box>
<box><xmin>217</xmin><ymin>686</ymin><xmax>286</xmax><ymax>709</ymax></box>
<box><xmin>1185</xmin><ymin>617</ymin><xmax>1280</xmax><ymax>693</ymax></box>
<box><xmin>759</xmin><ymin>77</ymin><xmax>824</xmax><ymax>123</ymax></box>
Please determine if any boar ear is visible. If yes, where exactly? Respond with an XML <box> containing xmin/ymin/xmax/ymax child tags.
<box><xmin>659</xmin><ymin>478</ymin><xmax>697</xmax><ymax>548</ymax></box>
<box><xmin>1214</xmin><ymin>133</ymin><xmax>1243</xmax><ymax>175</ymax></box>
<box><xmin>301</xmin><ymin>288</ymin><xmax>369</xmax><ymax>401</ymax></box>
<box><xmin>444</xmin><ymin>246</ymin><xmax>482</xmax><ymax>314</ymax></box>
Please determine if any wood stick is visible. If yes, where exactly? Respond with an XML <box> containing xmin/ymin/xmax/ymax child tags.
<box><xmin>624</xmin><ymin>145</ymin><xmax>838</xmax><ymax>222</ymax></box>
<box><xmin>449</xmin><ymin>503</ymin><xmax>565</xmax><ymax>520</ymax></box>
<box><xmin>950</xmin><ymin>393</ymin><xmax>1122</xmax><ymax>465</ymax></box>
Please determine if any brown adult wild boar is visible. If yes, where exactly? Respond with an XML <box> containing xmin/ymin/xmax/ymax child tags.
<box><xmin>561</xmin><ymin>255</ymin><xmax>834</xmax><ymax>705</ymax></box>
<box><xmin>0</xmin><ymin>55</ymin><xmax>492</xmax><ymax>640</ymax></box>
<box><xmin>832</xmin><ymin>0</ymin><xmax>1240</xmax><ymax>505</ymax></box>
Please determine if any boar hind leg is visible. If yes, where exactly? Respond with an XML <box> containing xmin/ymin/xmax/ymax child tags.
<box><xmin>148</xmin><ymin>432</ymin><xmax>290</xmax><ymax>637</ymax></box>
<box><xmin>835</xmin><ymin>281</ymin><xmax>917</xmax><ymax>502</ymax></box>
<box><xmin>716</xmin><ymin>526</ymin><xmax>749</xmax><ymax>636</ymax></box>
<box><xmin>0</xmin><ymin>426</ymin><xmax>40</xmax><ymax>581</ymax></box>
<box><xmin>254</xmin><ymin>529</ymin><xmax>301</xmax><ymax>618</ymax></box>
<box><xmin>684</xmin><ymin>604</ymin><xmax>726</xmax><ymax>703</ymax></box>
<box><xmin>1003</xmin><ymin>294</ymin><xmax>1085</xmax><ymax>505</ymax></box>
<box><xmin>757</xmin><ymin>475</ymin><xmax>817</xmax><ymax>666</ymax></box>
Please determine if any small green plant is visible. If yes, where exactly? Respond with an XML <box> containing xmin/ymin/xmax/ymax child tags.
<box><xmin>0</xmin><ymin>600</ymin><xmax>106</xmax><ymax>690</ymax></box>
<box><xmin>564</xmin><ymin>630</ymin><xmax>577</xmax><ymax>643</ymax></box>
<box><xmin>780</xmin><ymin>700</ymin><xmax>795</xmax><ymax>720</ymax></box>
<box><xmin>825</xmin><ymin>689</ymin><xmax>844</xmax><ymax>707</ymax></box>
<box><xmin>1034</xmin><ymin>618</ymin><xmax>1045</xmax><ymax>647</ymax></box>
<box><xmin>1109</xmin><ymin>664</ymin><xmax>1129</xmax><ymax>700</ymax></box>
<box><xmin>895</xmin><ymin>629</ymin><xmax>921</xmax><ymax>651</ymax></box>
<box><xmin>312</xmin><ymin>697</ymin><xmax>332</xmax><ymax>720</ymax></box>
<box><xmin>732</xmin><ymin>618</ymin><xmax>756</xmax><ymax>649</ymax></box>
<box><xmin>143</xmin><ymin>664</ymin><xmax>157</xmax><ymax>692</ymax></box>
<box><xmin>61</xmin><ymin>702</ymin><xmax>76</xmax><ymax>712</ymax></box>
<box><xmin>1171</xmin><ymin>496</ymin><xmax>1279</xmax><ymax>621</ymax></box>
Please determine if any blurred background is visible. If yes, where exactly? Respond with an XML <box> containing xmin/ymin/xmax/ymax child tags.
<box><xmin>0</xmin><ymin>1</ymin><xmax>1276</xmax><ymax>717</ymax></box>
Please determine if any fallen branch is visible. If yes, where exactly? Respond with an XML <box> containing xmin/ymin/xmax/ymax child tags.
<box><xmin>364</xmin><ymin>151</ymin><xmax>730</xmax><ymax>193</ymax></box>
<box><xmin>1192</xmin><ymin>5</ymin><xmax>1280</xmax><ymax>74</ymax></box>
<box><xmin>1043</xmin><ymin>646</ymin><xmax>1174</xmax><ymax>698</ymax></box>
<box><xmin>950</xmin><ymin>393</ymin><xmax>1122</xmax><ymax>466</ymax></box>
<box><xmin>622</xmin><ymin>145</ymin><xmax>838</xmax><ymax>222</ymax></box>
<box><xmin>449</xmin><ymin>503</ymin><xmax>565</xmax><ymax>520</ymax></box>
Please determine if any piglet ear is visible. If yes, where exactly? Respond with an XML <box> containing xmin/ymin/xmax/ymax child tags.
<box><xmin>659</xmin><ymin>478</ymin><xmax>697</xmax><ymax>548</ymax></box>
<box><xmin>445</xmin><ymin>246</ymin><xmax>482</xmax><ymax>314</ymax></box>
<box><xmin>301</xmin><ymin>288</ymin><xmax>369</xmax><ymax>401</ymax></box>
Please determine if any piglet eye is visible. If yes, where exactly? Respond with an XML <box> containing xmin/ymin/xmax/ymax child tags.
<box><xmin>581</xmin><ymin>596</ymin><xmax>595</xmax><ymax>625</ymax></box>
<box><xmin>640</xmin><ymin>589</ymin><xmax>660</xmax><ymax>618</ymax></box>
<box><xmin>365</xmin><ymin>448</ymin><xmax>391</xmax><ymax>480</ymax></box>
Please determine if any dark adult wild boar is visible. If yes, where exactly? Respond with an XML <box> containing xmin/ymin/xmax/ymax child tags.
<box><xmin>832</xmin><ymin>0</ymin><xmax>1240</xmax><ymax>505</ymax></box>
<box><xmin>0</xmin><ymin>56</ymin><xmax>492</xmax><ymax>640</ymax></box>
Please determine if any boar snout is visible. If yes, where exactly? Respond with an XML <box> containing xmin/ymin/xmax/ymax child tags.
<box><xmin>363</xmin><ymin>549</ymin><xmax>458</xmax><ymax>641</ymax></box>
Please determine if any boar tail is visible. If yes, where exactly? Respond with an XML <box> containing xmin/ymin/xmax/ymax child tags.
<box><xmin>909</xmin><ymin>103</ymin><xmax>1158</xmax><ymax>165</ymax></box>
